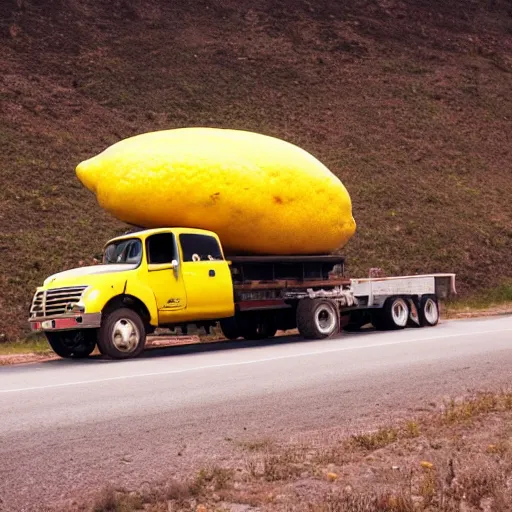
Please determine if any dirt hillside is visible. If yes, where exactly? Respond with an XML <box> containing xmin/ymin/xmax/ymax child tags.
<box><xmin>1</xmin><ymin>0</ymin><xmax>511</xmax><ymax>339</ymax></box>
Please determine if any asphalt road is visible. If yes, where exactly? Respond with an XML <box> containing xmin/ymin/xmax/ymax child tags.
<box><xmin>1</xmin><ymin>316</ymin><xmax>511</xmax><ymax>511</ymax></box>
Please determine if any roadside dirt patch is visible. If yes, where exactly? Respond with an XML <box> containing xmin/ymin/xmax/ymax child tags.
<box><xmin>55</xmin><ymin>391</ymin><xmax>512</xmax><ymax>511</ymax></box>
<box><xmin>0</xmin><ymin>352</ymin><xmax>56</xmax><ymax>366</ymax></box>
<box><xmin>0</xmin><ymin>335</ymin><xmax>203</xmax><ymax>366</ymax></box>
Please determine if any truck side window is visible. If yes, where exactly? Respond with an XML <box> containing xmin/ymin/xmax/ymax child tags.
<box><xmin>125</xmin><ymin>240</ymin><xmax>142</xmax><ymax>264</ymax></box>
<box><xmin>180</xmin><ymin>234</ymin><xmax>223</xmax><ymax>262</ymax></box>
<box><xmin>147</xmin><ymin>233</ymin><xmax>176</xmax><ymax>264</ymax></box>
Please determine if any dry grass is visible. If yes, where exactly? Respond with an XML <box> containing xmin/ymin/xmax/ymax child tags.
<box><xmin>350</xmin><ymin>427</ymin><xmax>401</xmax><ymax>451</ymax></box>
<box><xmin>92</xmin><ymin>485</ymin><xmax>143</xmax><ymax>512</ymax></box>
<box><xmin>192</xmin><ymin>466</ymin><xmax>234</xmax><ymax>493</ymax></box>
<box><xmin>350</xmin><ymin>420</ymin><xmax>421</xmax><ymax>451</ymax></box>
<box><xmin>0</xmin><ymin>0</ymin><xmax>512</xmax><ymax>342</ymax></box>
<box><xmin>238</xmin><ymin>438</ymin><xmax>275</xmax><ymax>453</ymax></box>
<box><xmin>440</xmin><ymin>392</ymin><xmax>512</xmax><ymax>424</ymax></box>
<box><xmin>66</xmin><ymin>391</ymin><xmax>512</xmax><ymax>512</ymax></box>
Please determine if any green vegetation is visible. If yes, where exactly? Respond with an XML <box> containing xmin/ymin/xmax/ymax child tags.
<box><xmin>447</xmin><ymin>282</ymin><xmax>512</xmax><ymax>311</ymax></box>
<box><xmin>0</xmin><ymin>337</ymin><xmax>51</xmax><ymax>356</ymax></box>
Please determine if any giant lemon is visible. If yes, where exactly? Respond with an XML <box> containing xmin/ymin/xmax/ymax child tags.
<box><xmin>76</xmin><ymin>128</ymin><xmax>356</xmax><ymax>255</ymax></box>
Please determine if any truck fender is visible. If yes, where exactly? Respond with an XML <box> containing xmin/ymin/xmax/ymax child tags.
<box><xmin>123</xmin><ymin>281</ymin><xmax>159</xmax><ymax>326</ymax></box>
<box><xmin>101</xmin><ymin>294</ymin><xmax>156</xmax><ymax>328</ymax></box>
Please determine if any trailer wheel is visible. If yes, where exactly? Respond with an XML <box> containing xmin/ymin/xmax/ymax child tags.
<box><xmin>45</xmin><ymin>330</ymin><xmax>97</xmax><ymax>359</ymax></box>
<box><xmin>372</xmin><ymin>297</ymin><xmax>409</xmax><ymax>330</ymax></box>
<box><xmin>296</xmin><ymin>298</ymin><xmax>339</xmax><ymax>339</ymax></box>
<box><xmin>98</xmin><ymin>308</ymin><xmax>146</xmax><ymax>359</ymax></box>
<box><xmin>240</xmin><ymin>313</ymin><xmax>277</xmax><ymax>340</ymax></box>
<box><xmin>418</xmin><ymin>295</ymin><xmax>439</xmax><ymax>327</ymax></box>
<box><xmin>219</xmin><ymin>317</ymin><xmax>242</xmax><ymax>340</ymax></box>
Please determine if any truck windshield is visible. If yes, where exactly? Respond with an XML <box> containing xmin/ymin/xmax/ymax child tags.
<box><xmin>103</xmin><ymin>239</ymin><xmax>142</xmax><ymax>265</ymax></box>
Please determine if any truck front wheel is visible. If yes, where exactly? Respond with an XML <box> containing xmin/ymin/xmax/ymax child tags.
<box><xmin>46</xmin><ymin>330</ymin><xmax>97</xmax><ymax>359</ymax></box>
<box><xmin>296</xmin><ymin>298</ymin><xmax>340</xmax><ymax>339</ymax></box>
<box><xmin>98</xmin><ymin>308</ymin><xmax>146</xmax><ymax>359</ymax></box>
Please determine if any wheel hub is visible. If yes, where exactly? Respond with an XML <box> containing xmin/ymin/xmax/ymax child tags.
<box><xmin>315</xmin><ymin>306</ymin><xmax>336</xmax><ymax>334</ymax></box>
<box><xmin>112</xmin><ymin>318</ymin><xmax>140</xmax><ymax>352</ymax></box>
<box><xmin>424</xmin><ymin>298</ymin><xmax>439</xmax><ymax>324</ymax></box>
<box><xmin>391</xmin><ymin>300</ymin><xmax>408</xmax><ymax>327</ymax></box>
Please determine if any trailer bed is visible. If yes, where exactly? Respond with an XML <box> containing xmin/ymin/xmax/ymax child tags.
<box><xmin>351</xmin><ymin>273</ymin><xmax>456</xmax><ymax>306</ymax></box>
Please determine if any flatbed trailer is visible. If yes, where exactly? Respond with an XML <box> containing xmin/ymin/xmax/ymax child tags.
<box><xmin>219</xmin><ymin>255</ymin><xmax>456</xmax><ymax>340</ymax></box>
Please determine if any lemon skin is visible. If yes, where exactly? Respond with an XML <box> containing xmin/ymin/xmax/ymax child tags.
<box><xmin>76</xmin><ymin>128</ymin><xmax>356</xmax><ymax>255</ymax></box>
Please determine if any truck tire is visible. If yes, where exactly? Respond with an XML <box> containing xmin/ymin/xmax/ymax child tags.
<box><xmin>98</xmin><ymin>308</ymin><xmax>146</xmax><ymax>359</ymax></box>
<box><xmin>240</xmin><ymin>313</ymin><xmax>277</xmax><ymax>340</ymax></box>
<box><xmin>343</xmin><ymin>310</ymin><xmax>370</xmax><ymax>332</ymax></box>
<box><xmin>418</xmin><ymin>295</ymin><xmax>439</xmax><ymax>327</ymax></box>
<box><xmin>219</xmin><ymin>317</ymin><xmax>242</xmax><ymax>340</ymax></box>
<box><xmin>45</xmin><ymin>330</ymin><xmax>97</xmax><ymax>359</ymax></box>
<box><xmin>372</xmin><ymin>296</ymin><xmax>409</xmax><ymax>330</ymax></box>
<box><xmin>296</xmin><ymin>298</ymin><xmax>339</xmax><ymax>339</ymax></box>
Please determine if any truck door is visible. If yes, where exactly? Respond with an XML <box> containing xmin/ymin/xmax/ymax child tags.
<box><xmin>145</xmin><ymin>232</ymin><xmax>187</xmax><ymax>324</ymax></box>
<box><xmin>178</xmin><ymin>233</ymin><xmax>235</xmax><ymax>321</ymax></box>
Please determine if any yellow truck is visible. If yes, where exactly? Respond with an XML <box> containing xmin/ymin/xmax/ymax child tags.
<box><xmin>28</xmin><ymin>227</ymin><xmax>456</xmax><ymax>360</ymax></box>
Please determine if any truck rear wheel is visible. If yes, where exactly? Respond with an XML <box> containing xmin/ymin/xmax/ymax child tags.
<box><xmin>240</xmin><ymin>313</ymin><xmax>277</xmax><ymax>340</ymax></box>
<box><xmin>344</xmin><ymin>310</ymin><xmax>370</xmax><ymax>332</ymax></box>
<box><xmin>46</xmin><ymin>330</ymin><xmax>97</xmax><ymax>359</ymax></box>
<box><xmin>296</xmin><ymin>298</ymin><xmax>339</xmax><ymax>339</ymax></box>
<box><xmin>98</xmin><ymin>308</ymin><xmax>146</xmax><ymax>359</ymax></box>
<box><xmin>418</xmin><ymin>295</ymin><xmax>439</xmax><ymax>327</ymax></box>
<box><xmin>372</xmin><ymin>297</ymin><xmax>409</xmax><ymax>330</ymax></box>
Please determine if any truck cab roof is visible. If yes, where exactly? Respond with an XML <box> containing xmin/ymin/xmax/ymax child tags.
<box><xmin>107</xmin><ymin>227</ymin><xmax>219</xmax><ymax>245</ymax></box>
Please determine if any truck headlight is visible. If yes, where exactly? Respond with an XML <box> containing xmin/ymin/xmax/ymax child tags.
<box><xmin>84</xmin><ymin>289</ymin><xmax>100</xmax><ymax>302</ymax></box>
<box><xmin>66</xmin><ymin>301</ymin><xmax>85</xmax><ymax>314</ymax></box>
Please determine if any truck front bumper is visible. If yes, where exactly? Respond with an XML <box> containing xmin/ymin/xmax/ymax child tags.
<box><xmin>29</xmin><ymin>313</ymin><xmax>102</xmax><ymax>332</ymax></box>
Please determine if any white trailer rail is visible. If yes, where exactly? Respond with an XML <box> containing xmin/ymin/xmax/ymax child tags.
<box><xmin>350</xmin><ymin>273</ymin><xmax>456</xmax><ymax>307</ymax></box>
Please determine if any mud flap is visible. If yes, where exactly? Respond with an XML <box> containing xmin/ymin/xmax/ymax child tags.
<box><xmin>408</xmin><ymin>298</ymin><xmax>420</xmax><ymax>327</ymax></box>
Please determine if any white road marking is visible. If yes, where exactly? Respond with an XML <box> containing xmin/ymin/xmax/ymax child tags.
<box><xmin>1</xmin><ymin>327</ymin><xmax>510</xmax><ymax>394</ymax></box>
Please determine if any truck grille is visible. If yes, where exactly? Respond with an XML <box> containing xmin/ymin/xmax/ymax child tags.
<box><xmin>30</xmin><ymin>286</ymin><xmax>87</xmax><ymax>318</ymax></box>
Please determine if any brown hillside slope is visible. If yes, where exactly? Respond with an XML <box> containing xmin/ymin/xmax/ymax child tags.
<box><xmin>0</xmin><ymin>0</ymin><xmax>511</xmax><ymax>340</ymax></box>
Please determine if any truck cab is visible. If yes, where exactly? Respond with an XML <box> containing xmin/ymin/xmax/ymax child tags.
<box><xmin>29</xmin><ymin>228</ymin><xmax>235</xmax><ymax>359</ymax></box>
